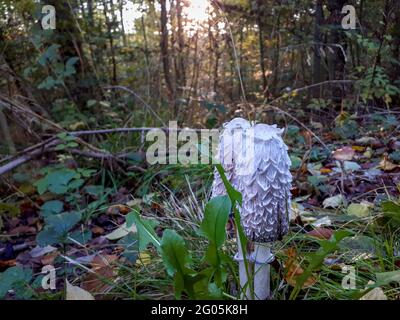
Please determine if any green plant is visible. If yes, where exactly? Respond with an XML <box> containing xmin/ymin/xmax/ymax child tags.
<box><xmin>356</xmin><ymin>66</ymin><xmax>400</xmax><ymax>105</ymax></box>
<box><xmin>0</xmin><ymin>266</ymin><xmax>35</xmax><ymax>299</ymax></box>
<box><xmin>124</xmin><ymin>165</ymin><xmax>246</xmax><ymax>299</ymax></box>
<box><xmin>289</xmin><ymin>230</ymin><xmax>353</xmax><ymax>300</ymax></box>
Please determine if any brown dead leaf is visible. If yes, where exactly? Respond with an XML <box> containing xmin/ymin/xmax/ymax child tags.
<box><xmin>106</xmin><ymin>204</ymin><xmax>130</xmax><ymax>215</ymax></box>
<box><xmin>307</xmin><ymin>227</ymin><xmax>333</xmax><ymax>240</ymax></box>
<box><xmin>283</xmin><ymin>248</ymin><xmax>317</xmax><ymax>288</ymax></box>
<box><xmin>333</xmin><ymin>146</ymin><xmax>355</xmax><ymax>161</ymax></box>
<box><xmin>81</xmin><ymin>255</ymin><xmax>118</xmax><ymax>294</ymax></box>
<box><xmin>41</xmin><ymin>251</ymin><xmax>59</xmax><ymax>265</ymax></box>
<box><xmin>0</xmin><ymin>259</ymin><xmax>17</xmax><ymax>269</ymax></box>
<box><xmin>91</xmin><ymin>226</ymin><xmax>105</xmax><ymax>235</ymax></box>
<box><xmin>379</xmin><ymin>156</ymin><xmax>399</xmax><ymax>171</ymax></box>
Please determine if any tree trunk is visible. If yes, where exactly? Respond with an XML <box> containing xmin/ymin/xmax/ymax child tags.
<box><xmin>312</xmin><ymin>0</ymin><xmax>325</xmax><ymax>97</ymax></box>
<box><xmin>326</xmin><ymin>0</ymin><xmax>347</xmax><ymax>104</ymax></box>
<box><xmin>159</xmin><ymin>0</ymin><xmax>175</xmax><ymax>104</ymax></box>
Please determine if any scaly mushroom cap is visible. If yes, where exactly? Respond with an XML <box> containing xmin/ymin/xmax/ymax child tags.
<box><xmin>238</xmin><ymin>123</ymin><xmax>292</xmax><ymax>242</ymax></box>
<box><xmin>211</xmin><ymin>118</ymin><xmax>251</xmax><ymax>198</ymax></box>
<box><xmin>212</xmin><ymin>119</ymin><xmax>292</xmax><ymax>243</ymax></box>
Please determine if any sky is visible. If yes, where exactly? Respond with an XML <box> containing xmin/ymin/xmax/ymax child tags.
<box><xmin>122</xmin><ymin>0</ymin><xmax>211</xmax><ymax>34</ymax></box>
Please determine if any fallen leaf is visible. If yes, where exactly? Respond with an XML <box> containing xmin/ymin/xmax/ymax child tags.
<box><xmin>379</xmin><ymin>158</ymin><xmax>399</xmax><ymax>171</ymax></box>
<box><xmin>135</xmin><ymin>252</ymin><xmax>151</xmax><ymax>267</ymax></box>
<box><xmin>81</xmin><ymin>255</ymin><xmax>117</xmax><ymax>294</ymax></box>
<box><xmin>333</xmin><ymin>146</ymin><xmax>355</xmax><ymax>161</ymax></box>
<box><xmin>320</xmin><ymin>167</ymin><xmax>332</xmax><ymax>174</ymax></box>
<box><xmin>69</xmin><ymin>122</ymin><xmax>86</xmax><ymax>131</ymax></box>
<box><xmin>29</xmin><ymin>245</ymin><xmax>57</xmax><ymax>258</ymax></box>
<box><xmin>351</xmin><ymin>145</ymin><xmax>365</xmax><ymax>152</ymax></box>
<box><xmin>363</xmin><ymin>147</ymin><xmax>373</xmax><ymax>158</ymax></box>
<box><xmin>66</xmin><ymin>280</ymin><xmax>95</xmax><ymax>300</ymax></box>
<box><xmin>343</xmin><ymin>161</ymin><xmax>361</xmax><ymax>171</ymax></box>
<box><xmin>323</xmin><ymin>195</ymin><xmax>344</xmax><ymax>208</ymax></box>
<box><xmin>356</xmin><ymin>136</ymin><xmax>380</xmax><ymax>147</ymax></box>
<box><xmin>106</xmin><ymin>204</ymin><xmax>130</xmax><ymax>215</ymax></box>
<box><xmin>0</xmin><ymin>259</ymin><xmax>17</xmax><ymax>268</ymax></box>
<box><xmin>347</xmin><ymin>202</ymin><xmax>371</xmax><ymax>218</ymax></box>
<box><xmin>41</xmin><ymin>251</ymin><xmax>59</xmax><ymax>265</ymax></box>
<box><xmin>360</xmin><ymin>287</ymin><xmax>387</xmax><ymax>300</ymax></box>
<box><xmin>91</xmin><ymin>226</ymin><xmax>105</xmax><ymax>235</ymax></box>
<box><xmin>283</xmin><ymin>248</ymin><xmax>317</xmax><ymax>288</ymax></box>
<box><xmin>311</xmin><ymin>216</ymin><xmax>332</xmax><ymax>227</ymax></box>
<box><xmin>307</xmin><ymin>228</ymin><xmax>333</xmax><ymax>240</ymax></box>
<box><xmin>105</xmin><ymin>222</ymin><xmax>137</xmax><ymax>240</ymax></box>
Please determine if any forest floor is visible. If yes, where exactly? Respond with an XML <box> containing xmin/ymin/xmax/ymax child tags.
<box><xmin>1</xmin><ymin>105</ymin><xmax>400</xmax><ymax>300</ymax></box>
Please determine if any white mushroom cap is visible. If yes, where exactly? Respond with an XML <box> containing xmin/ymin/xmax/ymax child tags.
<box><xmin>211</xmin><ymin>118</ymin><xmax>251</xmax><ymax>198</ymax></box>
<box><xmin>212</xmin><ymin>118</ymin><xmax>292</xmax><ymax>243</ymax></box>
<box><xmin>238</xmin><ymin>123</ymin><xmax>292</xmax><ymax>242</ymax></box>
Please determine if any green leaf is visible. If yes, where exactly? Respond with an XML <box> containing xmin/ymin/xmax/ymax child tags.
<box><xmin>68</xmin><ymin>178</ymin><xmax>84</xmax><ymax>190</ymax></box>
<box><xmin>215</xmin><ymin>164</ymin><xmax>242</xmax><ymax>205</ymax></box>
<box><xmin>54</xmin><ymin>143</ymin><xmax>67</xmax><ymax>151</ymax></box>
<box><xmin>37</xmin><ymin>211</ymin><xmax>81</xmax><ymax>246</ymax></box>
<box><xmin>160</xmin><ymin>230</ymin><xmax>196</xmax><ymax>299</ymax></box>
<box><xmin>375</xmin><ymin>270</ymin><xmax>400</xmax><ymax>286</ymax></box>
<box><xmin>126</xmin><ymin>210</ymin><xmax>160</xmax><ymax>251</ymax></box>
<box><xmin>118</xmin><ymin>232</ymin><xmax>139</xmax><ymax>263</ymax></box>
<box><xmin>290</xmin><ymin>156</ymin><xmax>302</xmax><ymax>169</ymax></box>
<box><xmin>35</xmin><ymin>169</ymin><xmax>78</xmax><ymax>195</ymax></box>
<box><xmin>36</xmin><ymin>227</ymin><xmax>60</xmax><ymax>246</ymax></box>
<box><xmin>40</xmin><ymin>200</ymin><xmax>64</xmax><ymax>218</ymax></box>
<box><xmin>290</xmin><ymin>230</ymin><xmax>352</xmax><ymax>299</ymax></box>
<box><xmin>64</xmin><ymin>57</ymin><xmax>79</xmax><ymax>77</ymax></box>
<box><xmin>200</xmin><ymin>195</ymin><xmax>231</xmax><ymax>247</ymax></box>
<box><xmin>47</xmin><ymin>211</ymin><xmax>82</xmax><ymax>235</ymax></box>
<box><xmin>0</xmin><ymin>266</ymin><xmax>33</xmax><ymax>299</ymax></box>
<box><xmin>381</xmin><ymin>200</ymin><xmax>400</xmax><ymax>226</ymax></box>
<box><xmin>67</xmin><ymin>230</ymin><xmax>92</xmax><ymax>244</ymax></box>
<box><xmin>36</xmin><ymin>178</ymin><xmax>49</xmax><ymax>195</ymax></box>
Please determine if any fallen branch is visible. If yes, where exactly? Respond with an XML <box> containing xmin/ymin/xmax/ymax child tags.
<box><xmin>0</xmin><ymin>139</ymin><xmax>60</xmax><ymax>176</ymax></box>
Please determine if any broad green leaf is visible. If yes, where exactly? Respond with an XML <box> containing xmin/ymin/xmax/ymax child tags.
<box><xmin>215</xmin><ymin>164</ymin><xmax>242</xmax><ymax>205</ymax></box>
<box><xmin>160</xmin><ymin>230</ymin><xmax>195</xmax><ymax>299</ymax></box>
<box><xmin>0</xmin><ymin>266</ymin><xmax>33</xmax><ymax>299</ymax></box>
<box><xmin>47</xmin><ymin>211</ymin><xmax>81</xmax><ymax>235</ymax></box>
<box><xmin>199</xmin><ymin>195</ymin><xmax>231</xmax><ymax>247</ymax></box>
<box><xmin>118</xmin><ymin>232</ymin><xmax>139</xmax><ymax>263</ymax></box>
<box><xmin>36</xmin><ymin>227</ymin><xmax>61</xmax><ymax>246</ymax></box>
<box><xmin>40</xmin><ymin>200</ymin><xmax>64</xmax><ymax>218</ymax></box>
<box><xmin>126</xmin><ymin>210</ymin><xmax>159</xmax><ymax>251</ymax></box>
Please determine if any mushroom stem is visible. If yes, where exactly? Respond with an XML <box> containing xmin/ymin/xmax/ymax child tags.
<box><xmin>251</xmin><ymin>243</ymin><xmax>274</xmax><ymax>300</ymax></box>
<box><xmin>234</xmin><ymin>231</ymin><xmax>252</xmax><ymax>299</ymax></box>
